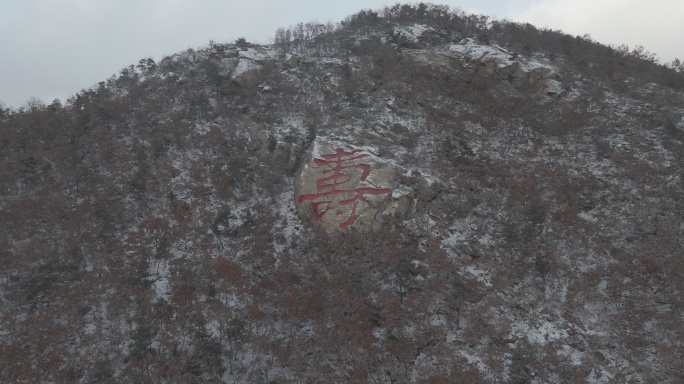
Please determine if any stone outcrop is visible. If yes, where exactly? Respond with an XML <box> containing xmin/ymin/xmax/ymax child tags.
<box><xmin>242</xmin><ymin>116</ymin><xmax>435</xmax><ymax>232</ymax></box>
<box><xmin>283</xmin><ymin>54</ymin><xmax>301</xmax><ymax>69</ymax></box>
<box><xmin>220</xmin><ymin>47</ymin><xmax>276</xmax><ymax>87</ymax></box>
<box><xmin>461</xmin><ymin>46</ymin><xmax>562</xmax><ymax>96</ymax></box>
<box><xmin>294</xmin><ymin>139</ymin><xmax>418</xmax><ymax>232</ymax></box>
<box><xmin>405</xmin><ymin>38</ymin><xmax>563</xmax><ymax>97</ymax></box>
<box><xmin>242</xmin><ymin>115</ymin><xmax>311</xmax><ymax>174</ymax></box>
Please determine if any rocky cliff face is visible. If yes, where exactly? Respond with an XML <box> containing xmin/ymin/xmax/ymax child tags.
<box><xmin>2</xmin><ymin>4</ymin><xmax>684</xmax><ymax>384</ymax></box>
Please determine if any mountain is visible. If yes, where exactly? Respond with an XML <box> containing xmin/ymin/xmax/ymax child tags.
<box><xmin>2</xmin><ymin>3</ymin><xmax>684</xmax><ymax>383</ymax></box>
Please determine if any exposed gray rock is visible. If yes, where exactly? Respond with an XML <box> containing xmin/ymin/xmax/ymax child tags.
<box><xmin>294</xmin><ymin>139</ymin><xmax>418</xmax><ymax>232</ymax></box>
<box><xmin>242</xmin><ymin>115</ymin><xmax>309</xmax><ymax>174</ymax></box>
<box><xmin>283</xmin><ymin>54</ymin><xmax>301</xmax><ymax>69</ymax></box>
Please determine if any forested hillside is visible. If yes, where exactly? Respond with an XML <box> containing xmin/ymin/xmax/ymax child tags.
<box><xmin>1</xmin><ymin>3</ymin><xmax>684</xmax><ymax>383</ymax></box>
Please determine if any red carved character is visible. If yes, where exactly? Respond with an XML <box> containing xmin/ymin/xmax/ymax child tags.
<box><xmin>298</xmin><ymin>148</ymin><xmax>392</xmax><ymax>230</ymax></box>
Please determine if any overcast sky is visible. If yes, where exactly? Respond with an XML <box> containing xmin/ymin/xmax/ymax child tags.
<box><xmin>1</xmin><ymin>0</ymin><xmax>682</xmax><ymax>108</ymax></box>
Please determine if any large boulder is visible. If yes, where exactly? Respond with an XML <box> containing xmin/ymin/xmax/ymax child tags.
<box><xmin>294</xmin><ymin>139</ymin><xmax>417</xmax><ymax>232</ymax></box>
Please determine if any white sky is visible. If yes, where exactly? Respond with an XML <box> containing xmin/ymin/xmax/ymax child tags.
<box><xmin>0</xmin><ymin>0</ymin><xmax>682</xmax><ymax>108</ymax></box>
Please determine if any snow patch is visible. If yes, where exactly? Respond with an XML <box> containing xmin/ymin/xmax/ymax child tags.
<box><xmin>512</xmin><ymin>317</ymin><xmax>568</xmax><ymax>345</ymax></box>
<box><xmin>394</xmin><ymin>24</ymin><xmax>432</xmax><ymax>42</ymax></box>
<box><xmin>464</xmin><ymin>265</ymin><xmax>492</xmax><ymax>287</ymax></box>
<box><xmin>150</xmin><ymin>260</ymin><xmax>171</xmax><ymax>302</ymax></box>
<box><xmin>578</xmin><ymin>211</ymin><xmax>597</xmax><ymax>223</ymax></box>
<box><xmin>449</xmin><ymin>38</ymin><xmax>557</xmax><ymax>73</ymax></box>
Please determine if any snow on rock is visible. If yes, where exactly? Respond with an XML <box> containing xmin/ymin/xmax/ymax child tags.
<box><xmin>394</xmin><ymin>24</ymin><xmax>432</xmax><ymax>43</ymax></box>
<box><xmin>401</xmin><ymin>31</ymin><xmax>564</xmax><ymax>97</ymax></box>
<box><xmin>220</xmin><ymin>47</ymin><xmax>278</xmax><ymax>85</ymax></box>
<box><xmin>444</xmin><ymin>38</ymin><xmax>563</xmax><ymax>95</ymax></box>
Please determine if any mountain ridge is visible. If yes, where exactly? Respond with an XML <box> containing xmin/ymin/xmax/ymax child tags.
<box><xmin>1</xmin><ymin>3</ymin><xmax>684</xmax><ymax>383</ymax></box>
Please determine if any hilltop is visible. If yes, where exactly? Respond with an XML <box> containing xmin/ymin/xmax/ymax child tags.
<box><xmin>1</xmin><ymin>3</ymin><xmax>684</xmax><ymax>383</ymax></box>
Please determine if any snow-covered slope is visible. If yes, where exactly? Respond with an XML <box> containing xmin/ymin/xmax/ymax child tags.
<box><xmin>1</xmin><ymin>4</ymin><xmax>684</xmax><ymax>383</ymax></box>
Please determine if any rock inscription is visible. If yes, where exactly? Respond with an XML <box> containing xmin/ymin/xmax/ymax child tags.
<box><xmin>295</xmin><ymin>140</ymin><xmax>420</xmax><ymax>232</ymax></box>
<box><xmin>298</xmin><ymin>148</ymin><xmax>392</xmax><ymax>230</ymax></box>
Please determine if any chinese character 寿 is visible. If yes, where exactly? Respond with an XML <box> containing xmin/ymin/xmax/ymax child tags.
<box><xmin>298</xmin><ymin>148</ymin><xmax>392</xmax><ymax>230</ymax></box>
